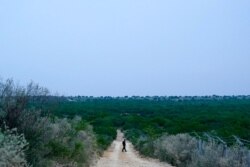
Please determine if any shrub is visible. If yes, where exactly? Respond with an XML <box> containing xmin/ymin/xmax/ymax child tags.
<box><xmin>189</xmin><ymin>143</ymin><xmax>250</xmax><ymax>167</ymax></box>
<box><xmin>44</xmin><ymin>117</ymin><xmax>98</xmax><ymax>167</ymax></box>
<box><xmin>0</xmin><ymin>127</ymin><xmax>29</xmax><ymax>167</ymax></box>
<box><xmin>153</xmin><ymin>133</ymin><xmax>197</xmax><ymax>166</ymax></box>
<box><xmin>0</xmin><ymin>78</ymin><xmax>49</xmax><ymax>128</ymax></box>
<box><xmin>137</xmin><ymin>133</ymin><xmax>250</xmax><ymax>167</ymax></box>
<box><xmin>0</xmin><ymin>78</ymin><xmax>98</xmax><ymax>166</ymax></box>
<box><xmin>18</xmin><ymin>111</ymin><xmax>97</xmax><ymax>167</ymax></box>
<box><xmin>18</xmin><ymin>110</ymin><xmax>51</xmax><ymax>165</ymax></box>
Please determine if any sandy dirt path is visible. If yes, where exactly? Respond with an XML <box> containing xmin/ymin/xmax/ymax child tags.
<box><xmin>93</xmin><ymin>130</ymin><xmax>172</xmax><ymax>167</ymax></box>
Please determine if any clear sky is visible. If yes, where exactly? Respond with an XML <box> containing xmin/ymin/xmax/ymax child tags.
<box><xmin>0</xmin><ymin>0</ymin><xmax>250</xmax><ymax>96</ymax></box>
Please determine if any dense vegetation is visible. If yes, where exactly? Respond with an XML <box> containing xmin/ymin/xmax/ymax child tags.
<box><xmin>1</xmin><ymin>77</ymin><xmax>250</xmax><ymax>166</ymax></box>
<box><xmin>45</xmin><ymin>96</ymin><xmax>250</xmax><ymax>166</ymax></box>
<box><xmin>46</xmin><ymin>96</ymin><xmax>250</xmax><ymax>143</ymax></box>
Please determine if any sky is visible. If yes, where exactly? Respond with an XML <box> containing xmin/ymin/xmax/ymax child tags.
<box><xmin>0</xmin><ymin>0</ymin><xmax>250</xmax><ymax>96</ymax></box>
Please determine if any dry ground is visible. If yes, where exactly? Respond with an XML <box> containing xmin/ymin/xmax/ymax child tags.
<box><xmin>93</xmin><ymin>130</ymin><xmax>172</xmax><ymax>167</ymax></box>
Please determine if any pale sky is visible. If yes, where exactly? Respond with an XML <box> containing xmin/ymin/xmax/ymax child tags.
<box><xmin>0</xmin><ymin>0</ymin><xmax>250</xmax><ymax>96</ymax></box>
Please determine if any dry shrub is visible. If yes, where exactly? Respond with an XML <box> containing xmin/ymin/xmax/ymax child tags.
<box><xmin>0</xmin><ymin>127</ymin><xmax>29</xmax><ymax>167</ymax></box>
<box><xmin>153</xmin><ymin>133</ymin><xmax>197</xmax><ymax>166</ymax></box>
<box><xmin>0</xmin><ymin>78</ymin><xmax>49</xmax><ymax>128</ymax></box>
<box><xmin>189</xmin><ymin>143</ymin><xmax>250</xmax><ymax>167</ymax></box>
<box><xmin>151</xmin><ymin>133</ymin><xmax>250</xmax><ymax>167</ymax></box>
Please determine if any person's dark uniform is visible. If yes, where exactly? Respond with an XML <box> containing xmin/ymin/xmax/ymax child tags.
<box><xmin>122</xmin><ymin>139</ymin><xmax>127</xmax><ymax>152</ymax></box>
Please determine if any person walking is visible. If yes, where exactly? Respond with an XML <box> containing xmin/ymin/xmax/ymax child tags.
<box><xmin>122</xmin><ymin>139</ymin><xmax>127</xmax><ymax>152</ymax></box>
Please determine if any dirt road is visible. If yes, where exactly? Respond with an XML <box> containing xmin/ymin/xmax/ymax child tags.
<box><xmin>94</xmin><ymin>130</ymin><xmax>172</xmax><ymax>167</ymax></box>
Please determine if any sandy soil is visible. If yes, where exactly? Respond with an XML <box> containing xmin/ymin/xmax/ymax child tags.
<box><xmin>93</xmin><ymin>130</ymin><xmax>172</xmax><ymax>167</ymax></box>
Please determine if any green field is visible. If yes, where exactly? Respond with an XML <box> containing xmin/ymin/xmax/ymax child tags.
<box><xmin>44</xmin><ymin>96</ymin><xmax>250</xmax><ymax>149</ymax></box>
